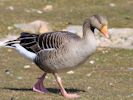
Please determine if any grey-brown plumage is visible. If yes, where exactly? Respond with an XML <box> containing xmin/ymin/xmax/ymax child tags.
<box><xmin>5</xmin><ymin>15</ymin><xmax>109</xmax><ymax>98</ymax></box>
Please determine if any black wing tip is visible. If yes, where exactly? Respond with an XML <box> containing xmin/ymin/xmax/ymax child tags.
<box><xmin>20</xmin><ymin>32</ymin><xmax>38</xmax><ymax>37</ymax></box>
<box><xmin>5</xmin><ymin>39</ymin><xmax>20</xmax><ymax>47</ymax></box>
<box><xmin>20</xmin><ymin>32</ymin><xmax>32</xmax><ymax>36</ymax></box>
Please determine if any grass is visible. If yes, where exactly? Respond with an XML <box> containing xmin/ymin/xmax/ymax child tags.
<box><xmin>0</xmin><ymin>0</ymin><xmax>133</xmax><ymax>100</ymax></box>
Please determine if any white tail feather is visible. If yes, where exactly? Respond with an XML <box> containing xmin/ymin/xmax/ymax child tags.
<box><xmin>12</xmin><ymin>44</ymin><xmax>36</xmax><ymax>61</ymax></box>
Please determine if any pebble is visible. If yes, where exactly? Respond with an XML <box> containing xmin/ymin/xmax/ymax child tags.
<box><xmin>17</xmin><ymin>76</ymin><xmax>23</xmax><ymax>80</ymax></box>
<box><xmin>37</xmin><ymin>10</ymin><xmax>43</xmax><ymax>14</ymax></box>
<box><xmin>89</xmin><ymin>60</ymin><xmax>95</xmax><ymax>64</ymax></box>
<box><xmin>86</xmin><ymin>71</ymin><xmax>95</xmax><ymax>77</ymax></box>
<box><xmin>102</xmin><ymin>50</ymin><xmax>108</xmax><ymax>54</ymax></box>
<box><xmin>67</xmin><ymin>70</ymin><xmax>74</xmax><ymax>74</ymax></box>
<box><xmin>8</xmin><ymin>6</ymin><xmax>14</xmax><ymax>11</ymax></box>
<box><xmin>86</xmin><ymin>73</ymin><xmax>92</xmax><ymax>77</ymax></box>
<box><xmin>5</xmin><ymin>69</ymin><xmax>10</xmax><ymax>75</ymax></box>
<box><xmin>8</xmin><ymin>49</ymin><xmax>12</xmax><ymax>52</ymax></box>
<box><xmin>24</xmin><ymin>65</ymin><xmax>31</xmax><ymax>69</ymax></box>
<box><xmin>87</xmin><ymin>86</ymin><xmax>92</xmax><ymax>90</ymax></box>
<box><xmin>109</xmin><ymin>82</ymin><xmax>114</xmax><ymax>87</ymax></box>
<box><xmin>45</xmin><ymin>76</ymin><xmax>48</xmax><ymax>79</ymax></box>
<box><xmin>109</xmin><ymin>3</ymin><xmax>116</xmax><ymax>7</ymax></box>
<box><xmin>7</xmin><ymin>26</ymin><xmax>13</xmax><ymax>30</ymax></box>
<box><xmin>43</xmin><ymin>5</ymin><xmax>53</xmax><ymax>11</ymax></box>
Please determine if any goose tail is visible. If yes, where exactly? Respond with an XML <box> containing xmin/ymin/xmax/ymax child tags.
<box><xmin>5</xmin><ymin>39</ymin><xmax>20</xmax><ymax>48</ymax></box>
<box><xmin>5</xmin><ymin>32</ymin><xmax>39</xmax><ymax>49</ymax></box>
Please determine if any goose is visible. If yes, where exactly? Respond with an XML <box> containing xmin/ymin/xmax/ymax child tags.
<box><xmin>5</xmin><ymin>15</ymin><xmax>109</xmax><ymax>99</ymax></box>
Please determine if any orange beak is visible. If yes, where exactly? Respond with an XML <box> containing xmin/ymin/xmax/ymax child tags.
<box><xmin>100</xmin><ymin>25</ymin><xmax>109</xmax><ymax>38</ymax></box>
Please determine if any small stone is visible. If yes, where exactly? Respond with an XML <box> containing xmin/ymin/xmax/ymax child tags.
<box><xmin>89</xmin><ymin>60</ymin><xmax>95</xmax><ymax>64</ymax></box>
<box><xmin>102</xmin><ymin>51</ymin><xmax>105</xmax><ymax>54</ymax></box>
<box><xmin>87</xmin><ymin>86</ymin><xmax>92</xmax><ymax>90</ymax></box>
<box><xmin>37</xmin><ymin>10</ymin><xmax>43</xmax><ymax>14</ymax></box>
<box><xmin>7</xmin><ymin>26</ymin><xmax>13</xmax><ymax>30</ymax></box>
<box><xmin>8</xmin><ymin>49</ymin><xmax>12</xmax><ymax>52</ymax></box>
<box><xmin>109</xmin><ymin>82</ymin><xmax>114</xmax><ymax>86</ymax></box>
<box><xmin>86</xmin><ymin>73</ymin><xmax>92</xmax><ymax>77</ymax></box>
<box><xmin>109</xmin><ymin>3</ymin><xmax>116</xmax><ymax>7</ymax></box>
<box><xmin>67</xmin><ymin>70</ymin><xmax>74</xmax><ymax>74</ymax></box>
<box><xmin>7</xmin><ymin>6</ymin><xmax>14</xmax><ymax>11</ymax></box>
<box><xmin>105</xmin><ymin>50</ymin><xmax>108</xmax><ymax>53</ymax></box>
<box><xmin>45</xmin><ymin>76</ymin><xmax>48</xmax><ymax>79</ymax></box>
<box><xmin>102</xmin><ymin>50</ymin><xmax>108</xmax><ymax>54</ymax></box>
<box><xmin>5</xmin><ymin>69</ymin><xmax>10</xmax><ymax>75</ymax></box>
<box><xmin>43</xmin><ymin>5</ymin><xmax>53</xmax><ymax>11</ymax></box>
<box><xmin>17</xmin><ymin>76</ymin><xmax>23</xmax><ymax>80</ymax></box>
<box><xmin>24</xmin><ymin>65</ymin><xmax>30</xmax><ymax>69</ymax></box>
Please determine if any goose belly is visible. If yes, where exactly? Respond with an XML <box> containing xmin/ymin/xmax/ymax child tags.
<box><xmin>35</xmin><ymin>45</ymin><xmax>97</xmax><ymax>73</ymax></box>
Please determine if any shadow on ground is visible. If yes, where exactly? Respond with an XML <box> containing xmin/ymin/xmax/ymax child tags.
<box><xmin>2</xmin><ymin>87</ymin><xmax>86</xmax><ymax>94</ymax></box>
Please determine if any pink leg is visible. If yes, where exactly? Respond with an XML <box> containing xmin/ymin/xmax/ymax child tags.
<box><xmin>53</xmin><ymin>73</ymin><xmax>80</xmax><ymax>99</ymax></box>
<box><xmin>33</xmin><ymin>73</ymin><xmax>48</xmax><ymax>93</ymax></box>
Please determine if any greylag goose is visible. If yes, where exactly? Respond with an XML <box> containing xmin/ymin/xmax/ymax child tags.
<box><xmin>5</xmin><ymin>15</ymin><xmax>109</xmax><ymax>99</ymax></box>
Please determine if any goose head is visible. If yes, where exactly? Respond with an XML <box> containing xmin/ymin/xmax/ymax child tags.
<box><xmin>84</xmin><ymin>15</ymin><xmax>109</xmax><ymax>38</ymax></box>
<box><xmin>90</xmin><ymin>15</ymin><xmax>109</xmax><ymax>38</ymax></box>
